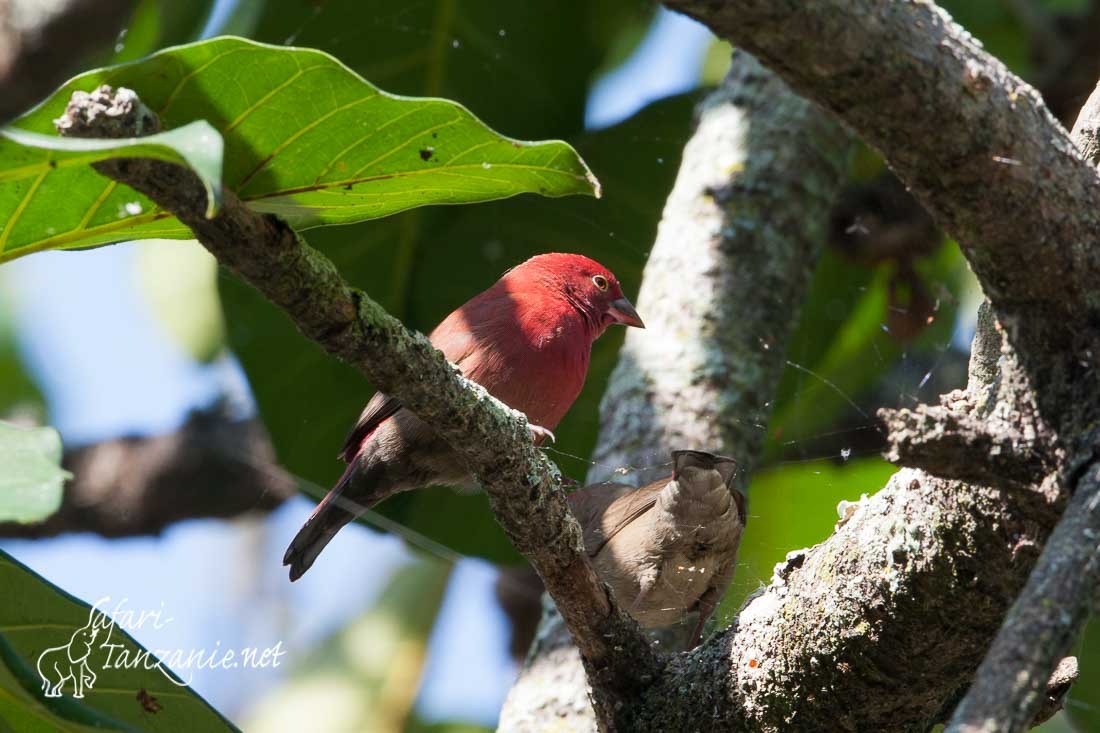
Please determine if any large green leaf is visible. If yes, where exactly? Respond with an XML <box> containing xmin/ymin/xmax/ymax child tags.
<box><xmin>248</xmin><ymin>1</ymin><xmax>655</xmax><ymax>141</ymax></box>
<box><xmin>0</xmin><ymin>36</ymin><xmax>598</xmax><ymax>264</ymax></box>
<box><xmin>0</xmin><ymin>423</ymin><xmax>69</xmax><ymax>524</ymax></box>
<box><xmin>222</xmin><ymin>92</ymin><xmax>699</xmax><ymax>563</ymax></box>
<box><xmin>0</xmin><ymin>551</ymin><xmax>237</xmax><ymax>732</ymax></box>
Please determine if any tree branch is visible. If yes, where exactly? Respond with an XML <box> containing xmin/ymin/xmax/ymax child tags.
<box><xmin>0</xmin><ymin>403</ymin><xmax>294</xmax><ymax>537</ymax></box>
<box><xmin>879</xmin><ymin>396</ymin><xmax>1048</xmax><ymax>490</ymax></box>
<box><xmin>945</xmin><ymin>79</ymin><xmax>1100</xmax><ymax>733</ymax></box>
<box><xmin>589</xmin><ymin>52</ymin><xmax>849</xmax><ymax>488</ymax></box>
<box><xmin>500</xmin><ymin>52</ymin><xmax>850</xmax><ymax>730</ymax></box>
<box><xmin>56</xmin><ymin>84</ymin><xmax>656</xmax><ymax>731</ymax></box>
<box><xmin>663</xmin><ymin>0</ymin><xmax>1100</xmax><ymax>424</ymax></box>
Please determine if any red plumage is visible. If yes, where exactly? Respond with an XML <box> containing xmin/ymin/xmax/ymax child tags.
<box><xmin>284</xmin><ymin>253</ymin><xmax>643</xmax><ymax>580</ymax></box>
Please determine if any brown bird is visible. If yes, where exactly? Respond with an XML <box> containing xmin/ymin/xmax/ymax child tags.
<box><xmin>569</xmin><ymin>450</ymin><xmax>745</xmax><ymax>647</ymax></box>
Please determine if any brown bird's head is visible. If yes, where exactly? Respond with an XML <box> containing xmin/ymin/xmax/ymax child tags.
<box><xmin>671</xmin><ymin>450</ymin><xmax>738</xmax><ymax>489</ymax></box>
<box><xmin>505</xmin><ymin>253</ymin><xmax>645</xmax><ymax>334</ymax></box>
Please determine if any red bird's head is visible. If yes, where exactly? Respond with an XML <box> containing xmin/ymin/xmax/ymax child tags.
<box><xmin>503</xmin><ymin>253</ymin><xmax>645</xmax><ymax>337</ymax></box>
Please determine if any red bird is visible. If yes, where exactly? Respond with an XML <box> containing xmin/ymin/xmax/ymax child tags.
<box><xmin>284</xmin><ymin>253</ymin><xmax>643</xmax><ymax>580</ymax></box>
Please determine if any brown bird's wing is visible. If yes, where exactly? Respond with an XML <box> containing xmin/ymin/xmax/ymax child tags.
<box><xmin>338</xmin><ymin>324</ymin><xmax>480</xmax><ymax>463</ymax></box>
<box><xmin>569</xmin><ymin>478</ymin><xmax>671</xmax><ymax>557</ymax></box>
<box><xmin>732</xmin><ymin>488</ymin><xmax>747</xmax><ymax>525</ymax></box>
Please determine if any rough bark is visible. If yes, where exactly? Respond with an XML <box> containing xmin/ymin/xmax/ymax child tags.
<box><xmin>56</xmin><ymin>85</ymin><xmax>657</xmax><ymax>731</ymax></box>
<box><xmin>0</xmin><ymin>404</ymin><xmax>295</xmax><ymax>538</ymax></box>
<box><xmin>588</xmin><ymin>53</ymin><xmax>849</xmax><ymax>489</ymax></box>
<box><xmin>945</xmin><ymin>76</ymin><xmax>1100</xmax><ymax>733</ymax></box>
<box><xmin>499</xmin><ymin>53</ymin><xmax>850</xmax><ymax>731</ymax></box>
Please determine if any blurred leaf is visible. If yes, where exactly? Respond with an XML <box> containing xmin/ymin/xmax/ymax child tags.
<box><xmin>1067</xmin><ymin>616</ymin><xmax>1100</xmax><ymax>732</ymax></box>
<box><xmin>717</xmin><ymin>457</ymin><xmax>898</xmax><ymax>621</ymax></box>
<box><xmin>223</xmin><ymin>91</ymin><xmax>699</xmax><ymax>563</ymax></box>
<box><xmin>242</xmin><ymin>560</ymin><xmax>450</xmax><ymax>733</ymax></box>
<box><xmin>0</xmin><ymin>285</ymin><xmax>43</xmax><ymax>420</ymax></box>
<box><xmin>111</xmin><ymin>0</ymin><xmax>163</xmax><ymax>64</ymax></box>
<box><xmin>248</xmin><ymin>0</ymin><xmax>654</xmax><ymax>141</ymax></box>
<box><xmin>765</xmin><ymin>240</ymin><xmax>969</xmax><ymax>462</ymax></box>
<box><xmin>0</xmin><ymin>37</ymin><xmax>598</xmax><ymax>265</ymax></box>
<box><xmin>939</xmin><ymin>0</ymin><xmax>1031</xmax><ymax>75</ymax></box>
<box><xmin>0</xmin><ymin>423</ymin><xmax>69</xmax><ymax>524</ymax></box>
<box><xmin>405</xmin><ymin>721</ymin><xmax>492</xmax><ymax>733</ymax></box>
<box><xmin>113</xmin><ymin>0</ymin><xmax>218</xmax><ymax>63</ymax></box>
<box><xmin>134</xmin><ymin>240</ymin><xmax>226</xmax><ymax>362</ymax></box>
<box><xmin>0</xmin><ymin>550</ymin><xmax>237</xmax><ymax>731</ymax></box>
<box><xmin>700</xmin><ymin>38</ymin><xmax>733</xmax><ymax>85</ymax></box>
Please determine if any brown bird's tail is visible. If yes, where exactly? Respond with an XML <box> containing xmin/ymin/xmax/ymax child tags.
<box><xmin>283</xmin><ymin>461</ymin><xmax>382</xmax><ymax>581</ymax></box>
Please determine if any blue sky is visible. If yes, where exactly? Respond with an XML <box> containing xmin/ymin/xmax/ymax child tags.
<box><xmin>1</xmin><ymin>7</ymin><xmax>713</xmax><ymax>726</ymax></box>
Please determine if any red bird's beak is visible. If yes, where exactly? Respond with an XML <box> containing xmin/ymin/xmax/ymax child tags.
<box><xmin>607</xmin><ymin>297</ymin><xmax>645</xmax><ymax>328</ymax></box>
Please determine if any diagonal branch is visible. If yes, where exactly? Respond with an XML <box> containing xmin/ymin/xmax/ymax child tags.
<box><xmin>55</xmin><ymin>84</ymin><xmax>657</xmax><ymax>731</ymax></box>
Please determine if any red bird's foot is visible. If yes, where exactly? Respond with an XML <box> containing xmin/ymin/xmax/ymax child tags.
<box><xmin>528</xmin><ymin>424</ymin><xmax>556</xmax><ymax>445</ymax></box>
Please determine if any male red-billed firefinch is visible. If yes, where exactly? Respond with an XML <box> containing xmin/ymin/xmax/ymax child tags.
<box><xmin>569</xmin><ymin>450</ymin><xmax>745</xmax><ymax>647</ymax></box>
<box><xmin>285</xmin><ymin>252</ymin><xmax>644</xmax><ymax>580</ymax></box>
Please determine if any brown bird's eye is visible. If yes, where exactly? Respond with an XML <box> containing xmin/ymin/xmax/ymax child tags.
<box><xmin>592</xmin><ymin>275</ymin><xmax>609</xmax><ymax>291</ymax></box>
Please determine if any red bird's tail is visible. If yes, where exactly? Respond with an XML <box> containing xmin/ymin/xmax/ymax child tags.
<box><xmin>283</xmin><ymin>461</ymin><xmax>381</xmax><ymax>581</ymax></box>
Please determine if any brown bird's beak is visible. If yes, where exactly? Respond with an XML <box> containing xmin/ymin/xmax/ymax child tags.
<box><xmin>607</xmin><ymin>297</ymin><xmax>645</xmax><ymax>328</ymax></box>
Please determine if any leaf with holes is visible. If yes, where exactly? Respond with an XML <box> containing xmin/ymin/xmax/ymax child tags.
<box><xmin>0</xmin><ymin>422</ymin><xmax>70</xmax><ymax>524</ymax></box>
<box><xmin>0</xmin><ymin>36</ymin><xmax>599</xmax><ymax>264</ymax></box>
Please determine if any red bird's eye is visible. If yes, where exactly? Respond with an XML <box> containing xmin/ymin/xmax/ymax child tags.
<box><xmin>592</xmin><ymin>275</ymin><xmax>609</xmax><ymax>291</ymax></box>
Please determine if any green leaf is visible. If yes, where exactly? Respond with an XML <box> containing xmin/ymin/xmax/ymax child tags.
<box><xmin>764</xmin><ymin>240</ymin><xmax>971</xmax><ymax>463</ymax></box>
<box><xmin>0</xmin><ymin>423</ymin><xmax>69</xmax><ymax>524</ymax></box>
<box><xmin>0</xmin><ymin>550</ymin><xmax>238</xmax><ymax>732</ymax></box>
<box><xmin>241</xmin><ymin>559</ymin><xmax>450</xmax><ymax>732</ymax></box>
<box><xmin>0</xmin><ymin>285</ymin><xmax>44</xmax><ymax>420</ymax></box>
<box><xmin>0</xmin><ymin>36</ymin><xmax>598</xmax><ymax>264</ymax></box>
<box><xmin>135</xmin><ymin>240</ymin><xmax>226</xmax><ymax>363</ymax></box>
<box><xmin>222</xmin><ymin>92</ymin><xmax>698</xmax><ymax>563</ymax></box>
<box><xmin>2</xmin><ymin>121</ymin><xmax>224</xmax><ymax>222</ymax></box>
<box><xmin>248</xmin><ymin>0</ymin><xmax>655</xmax><ymax>141</ymax></box>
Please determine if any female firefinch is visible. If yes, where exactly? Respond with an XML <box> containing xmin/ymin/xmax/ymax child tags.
<box><xmin>569</xmin><ymin>450</ymin><xmax>745</xmax><ymax>648</ymax></box>
<box><xmin>285</xmin><ymin>253</ymin><xmax>643</xmax><ymax>580</ymax></box>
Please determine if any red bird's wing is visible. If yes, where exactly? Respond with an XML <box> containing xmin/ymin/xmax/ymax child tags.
<box><xmin>337</xmin><ymin>319</ymin><xmax>480</xmax><ymax>463</ymax></box>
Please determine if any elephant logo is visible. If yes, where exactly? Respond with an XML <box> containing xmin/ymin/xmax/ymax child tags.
<box><xmin>36</xmin><ymin>606</ymin><xmax>112</xmax><ymax>698</ymax></box>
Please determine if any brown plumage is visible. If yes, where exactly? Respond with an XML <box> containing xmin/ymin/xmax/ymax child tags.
<box><xmin>569</xmin><ymin>450</ymin><xmax>745</xmax><ymax>647</ymax></box>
